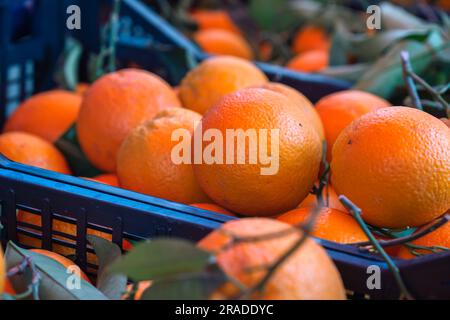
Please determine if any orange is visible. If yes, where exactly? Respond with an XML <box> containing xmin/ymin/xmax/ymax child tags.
<box><xmin>0</xmin><ymin>249</ymin><xmax>4</xmax><ymax>295</ymax></box>
<box><xmin>83</xmin><ymin>174</ymin><xmax>119</xmax><ymax>187</ymax></box>
<box><xmin>0</xmin><ymin>131</ymin><xmax>71</xmax><ymax>174</ymax></box>
<box><xmin>4</xmin><ymin>90</ymin><xmax>81</xmax><ymax>142</ymax></box>
<box><xmin>441</xmin><ymin>118</ymin><xmax>450</xmax><ymax>128</ymax></box>
<box><xmin>29</xmin><ymin>249</ymin><xmax>90</xmax><ymax>283</ymax></box>
<box><xmin>76</xmin><ymin>69</ymin><xmax>181</xmax><ymax>172</ymax></box>
<box><xmin>190</xmin><ymin>203</ymin><xmax>235</xmax><ymax>217</ymax></box>
<box><xmin>17</xmin><ymin>211</ymin><xmax>132</xmax><ymax>263</ymax></box>
<box><xmin>198</xmin><ymin>218</ymin><xmax>346</xmax><ymax>299</ymax></box>
<box><xmin>193</xmin><ymin>88</ymin><xmax>322</xmax><ymax>216</ymax></box>
<box><xmin>75</xmin><ymin>83</ymin><xmax>89</xmax><ymax>96</ymax></box>
<box><xmin>277</xmin><ymin>207</ymin><xmax>368</xmax><ymax>244</ymax></box>
<box><xmin>194</xmin><ymin>29</ymin><xmax>254</xmax><ymax>60</ymax></box>
<box><xmin>315</xmin><ymin>90</ymin><xmax>390</xmax><ymax>160</ymax></box>
<box><xmin>298</xmin><ymin>185</ymin><xmax>348</xmax><ymax>213</ymax></box>
<box><xmin>286</xmin><ymin>50</ymin><xmax>329</xmax><ymax>73</ymax></box>
<box><xmin>331</xmin><ymin>107</ymin><xmax>450</xmax><ymax>228</ymax></box>
<box><xmin>179</xmin><ymin>56</ymin><xmax>268</xmax><ymax>115</ymax></box>
<box><xmin>117</xmin><ymin>108</ymin><xmax>210</xmax><ymax>204</ymax></box>
<box><xmin>292</xmin><ymin>25</ymin><xmax>331</xmax><ymax>54</ymax></box>
<box><xmin>257</xmin><ymin>82</ymin><xmax>324</xmax><ymax>140</ymax></box>
<box><xmin>3</xmin><ymin>278</ymin><xmax>15</xmax><ymax>295</ymax></box>
<box><xmin>190</xmin><ymin>9</ymin><xmax>240</xmax><ymax>35</ymax></box>
<box><xmin>123</xmin><ymin>281</ymin><xmax>152</xmax><ymax>300</ymax></box>
<box><xmin>397</xmin><ymin>220</ymin><xmax>450</xmax><ymax>259</ymax></box>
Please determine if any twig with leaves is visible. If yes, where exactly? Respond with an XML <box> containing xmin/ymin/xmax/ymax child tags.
<box><xmin>401</xmin><ymin>50</ymin><xmax>450</xmax><ymax>117</ymax></box>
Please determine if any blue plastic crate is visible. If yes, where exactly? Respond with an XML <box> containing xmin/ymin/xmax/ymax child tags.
<box><xmin>0</xmin><ymin>0</ymin><xmax>448</xmax><ymax>299</ymax></box>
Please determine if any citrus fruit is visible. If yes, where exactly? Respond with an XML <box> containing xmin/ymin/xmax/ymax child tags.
<box><xmin>123</xmin><ymin>281</ymin><xmax>152</xmax><ymax>300</ymax></box>
<box><xmin>441</xmin><ymin>118</ymin><xmax>450</xmax><ymax>128</ymax></box>
<box><xmin>194</xmin><ymin>29</ymin><xmax>254</xmax><ymax>60</ymax></box>
<box><xmin>0</xmin><ymin>131</ymin><xmax>70</xmax><ymax>174</ymax></box>
<box><xmin>277</xmin><ymin>207</ymin><xmax>368</xmax><ymax>244</ymax></box>
<box><xmin>76</xmin><ymin>69</ymin><xmax>181</xmax><ymax>172</ymax></box>
<box><xmin>75</xmin><ymin>83</ymin><xmax>89</xmax><ymax>96</ymax></box>
<box><xmin>331</xmin><ymin>107</ymin><xmax>450</xmax><ymax>228</ymax></box>
<box><xmin>83</xmin><ymin>174</ymin><xmax>119</xmax><ymax>187</ymax></box>
<box><xmin>117</xmin><ymin>108</ymin><xmax>210</xmax><ymax>204</ymax></box>
<box><xmin>190</xmin><ymin>9</ymin><xmax>240</xmax><ymax>35</ymax></box>
<box><xmin>198</xmin><ymin>218</ymin><xmax>346</xmax><ymax>299</ymax></box>
<box><xmin>17</xmin><ymin>211</ymin><xmax>132</xmax><ymax>263</ymax></box>
<box><xmin>193</xmin><ymin>88</ymin><xmax>322</xmax><ymax>216</ymax></box>
<box><xmin>397</xmin><ymin>219</ymin><xmax>450</xmax><ymax>259</ymax></box>
<box><xmin>298</xmin><ymin>185</ymin><xmax>348</xmax><ymax>213</ymax></box>
<box><xmin>29</xmin><ymin>249</ymin><xmax>90</xmax><ymax>283</ymax></box>
<box><xmin>190</xmin><ymin>203</ymin><xmax>235</xmax><ymax>216</ymax></box>
<box><xmin>315</xmin><ymin>90</ymin><xmax>390</xmax><ymax>160</ymax></box>
<box><xmin>4</xmin><ymin>278</ymin><xmax>15</xmax><ymax>295</ymax></box>
<box><xmin>0</xmin><ymin>249</ymin><xmax>4</xmax><ymax>295</ymax></box>
<box><xmin>3</xmin><ymin>90</ymin><xmax>81</xmax><ymax>142</ymax></box>
<box><xmin>292</xmin><ymin>25</ymin><xmax>331</xmax><ymax>54</ymax></box>
<box><xmin>179</xmin><ymin>56</ymin><xmax>268</xmax><ymax>115</ymax></box>
<box><xmin>286</xmin><ymin>50</ymin><xmax>329</xmax><ymax>73</ymax></box>
<box><xmin>257</xmin><ymin>82</ymin><xmax>324</xmax><ymax>140</ymax></box>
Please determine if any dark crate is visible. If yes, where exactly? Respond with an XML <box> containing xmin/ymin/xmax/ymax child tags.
<box><xmin>0</xmin><ymin>0</ymin><xmax>448</xmax><ymax>299</ymax></box>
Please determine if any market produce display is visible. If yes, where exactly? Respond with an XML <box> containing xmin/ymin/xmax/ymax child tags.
<box><xmin>0</xmin><ymin>0</ymin><xmax>449</xmax><ymax>301</ymax></box>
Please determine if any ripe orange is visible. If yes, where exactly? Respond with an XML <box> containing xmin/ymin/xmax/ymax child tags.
<box><xmin>117</xmin><ymin>108</ymin><xmax>210</xmax><ymax>204</ymax></box>
<box><xmin>0</xmin><ymin>248</ymin><xmax>4</xmax><ymax>295</ymax></box>
<box><xmin>123</xmin><ymin>281</ymin><xmax>152</xmax><ymax>300</ymax></box>
<box><xmin>441</xmin><ymin>118</ymin><xmax>450</xmax><ymax>128</ymax></box>
<box><xmin>30</xmin><ymin>249</ymin><xmax>90</xmax><ymax>283</ymax></box>
<box><xmin>194</xmin><ymin>29</ymin><xmax>254</xmax><ymax>60</ymax></box>
<box><xmin>193</xmin><ymin>88</ymin><xmax>322</xmax><ymax>216</ymax></box>
<box><xmin>286</xmin><ymin>50</ymin><xmax>329</xmax><ymax>73</ymax></box>
<box><xmin>3</xmin><ymin>90</ymin><xmax>81</xmax><ymax>142</ymax></box>
<box><xmin>198</xmin><ymin>218</ymin><xmax>346</xmax><ymax>299</ymax></box>
<box><xmin>298</xmin><ymin>185</ymin><xmax>348</xmax><ymax>213</ymax></box>
<box><xmin>190</xmin><ymin>9</ymin><xmax>240</xmax><ymax>35</ymax></box>
<box><xmin>332</xmin><ymin>107</ymin><xmax>450</xmax><ymax>228</ymax></box>
<box><xmin>76</xmin><ymin>69</ymin><xmax>181</xmax><ymax>172</ymax></box>
<box><xmin>0</xmin><ymin>131</ymin><xmax>71</xmax><ymax>174</ymax></box>
<box><xmin>3</xmin><ymin>278</ymin><xmax>15</xmax><ymax>295</ymax></box>
<box><xmin>277</xmin><ymin>207</ymin><xmax>367</xmax><ymax>244</ymax></box>
<box><xmin>292</xmin><ymin>25</ymin><xmax>331</xmax><ymax>54</ymax></box>
<box><xmin>17</xmin><ymin>211</ymin><xmax>132</xmax><ymax>263</ymax></box>
<box><xmin>257</xmin><ymin>82</ymin><xmax>324</xmax><ymax>140</ymax></box>
<box><xmin>315</xmin><ymin>90</ymin><xmax>390</xmax><ymax>160</ymax></box>
<box><xmin>397</xmin><ymin>220</ymin><xmax>450</xmax><ymax>259</ymax></box>
<box><xmin>190</xmin><ymin>203</ymin><xmax>235</xmax><ymax>217</ymax></box>
<box><xmin>83</xmin><ymin>174</ymin><xmax>119</xmax><ymax>187</ymax></box>
<box><xmin>75</xmin><ymin>83</ymin><xmax>89</xmax><ymax>96</ymax></box>
<box><xmin>179</xmin><ymin>56</ymin><xmax>268</xmax><ymax>115</ymax></box>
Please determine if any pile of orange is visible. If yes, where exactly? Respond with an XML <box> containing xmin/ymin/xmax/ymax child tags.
<box><xmin>1</xmin><ymin>42</ymin><xmax>449</xmax><ymax>301</ymax></box>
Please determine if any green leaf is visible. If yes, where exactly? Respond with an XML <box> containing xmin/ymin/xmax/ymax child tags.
<box><xmin>87</xmin><ymin>235</ymin><xmax>127</xmax><ymax>300</ymax></box>
<box><xmin>350</xmin><ymin>29</ymin><xmax>433</xmax><ymax>63</ymax></box>
<box><xmin>249</xmin><ymin>0</ymin><xmax>298</xmax><ymax>32</ymax></box>
<box><xmin>380</xmin><ymin>2</ymin><xmax>428</xmax><ymax>30</ymax></box>
<box><xmin>353</xmin><ymin>30</ymin><xmax>447</xmax><ymax>99</ymax></box>
<box><xmin>54</xmin><ymin>37</ymin><xmax>83</xmax><ymax>91</ymax></box>
<box><xmin>319</xmin><ymin>63</ymin><xmax>369</xmax><ymax>83</ymax></box>
<box><xmin>329</xmin><ymin>20</ymin><xmax>353</xmax><ymax>66</ymax></box>
<box><xmin>5</xmin><ymin>242</ymin><xmax>107</xmax><ymax>300</ymax></box>
<box><xmin>54</xmin><ymin>124</ymin><xmax>102</xmax><ymax>177</ymax></box>
<box><xmin>109</xmin><ymin>238</ymin><xmax>213</xmax><ymax>282</ymax></box>
<box><xmin>140</xmin><ymin>267</ymin><xmax>226</xmax><ymax>300</ymax></box>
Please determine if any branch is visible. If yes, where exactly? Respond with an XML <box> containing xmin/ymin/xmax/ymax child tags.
<box><xmin>339</xmin><ymin>196</ymin><xmax>414</xmax><ymax>300</ymax></box>
<box><xmin>401</xmin><ymin>51</ymin><xmax>423</xmax><ymax>110</ymax></box>
<box><xmin>354</xmin><ymin>213</ymin><xmax>449</xmax><ymax>249</ymax></box>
